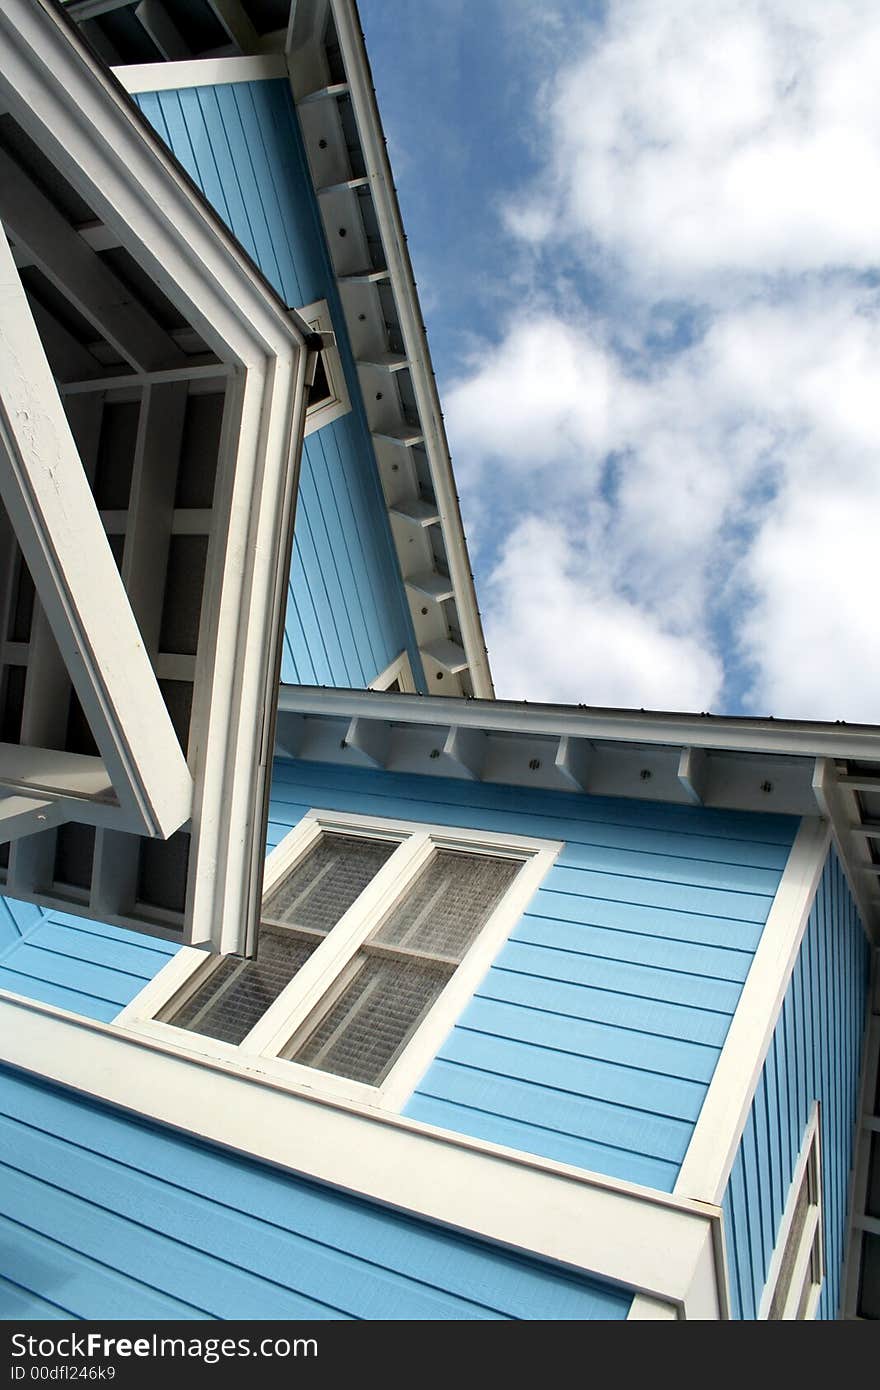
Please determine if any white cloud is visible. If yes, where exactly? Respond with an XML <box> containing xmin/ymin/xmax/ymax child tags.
<box><xmin>441</xmin><ymin>0</ymin><xmax>880</xmax><ymax>721</ymax></box>
<box><xmin>448</xmin><ymin>279</ymin><xmax>880</xmax><ymax>718</ymax></box>
<box><xmin>508</xmin><ymin>0</ymin><xmax>880</xmax><ymax>288</ymax></box>
<box><xmin>483</xmin><ymin>519</ymin><xmax>723</xmax><ymax>710</ymax></box>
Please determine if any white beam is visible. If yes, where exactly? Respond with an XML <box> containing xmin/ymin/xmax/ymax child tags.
<box><xmin>113</xmin><ymin>53</ymin><xmax>288</xmax><ymax>93</ymax></box>
<box><xmin>0</xmin><ymin>230</ymin><xmax>193</xmax><ymax>838</ymax></box>
<box><xmin>0</xmin><ymin>793</ymin><xmax>63</xmax><ymax>842</ymax></box>
<box><xmin>0</xmin><ymin>148</ymin><xmax>182</xmax><ymax>372</ymax></box>
<box><xmin>343</xmin><ymin>715</ymin><xmax>388</xmax><ymax>769</ymax></box>
<box><xmin>207</xmin><ymin>0</ymin><xmax>260</xmax><ymax>54</ymax></box>
<box><xmin>678</xmin><ymin>746</ymin><xmax>708</xmax><ymax>804</ymax></box>
<box><xmin>442</xmin><ymin>725</ymin><xmax>486</xmax><ymax>780</ymax></box>
<box><xmin>555</xmin><ymin>734</ymin><xmax>591</xmax><ymax>791</ymax></box>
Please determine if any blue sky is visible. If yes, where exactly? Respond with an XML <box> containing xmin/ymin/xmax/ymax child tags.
<box><xmin>359</xmin><ymin>0</ymin><xmax>880</xmax><ymax>722</ymax></box>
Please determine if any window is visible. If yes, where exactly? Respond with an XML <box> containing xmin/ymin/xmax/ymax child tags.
<box><xmin>297</xmin><ymin>299</ymin><xmax>350</xmax><ymax>435</ymax></box>
<box><xmin>118</xmin><ymin>810</ymin><xmax>560</xmax><ymax>1109</ymax></box>
<box><xmin>370</xmin><ymin>651</ymin><xmax>417</xmax><ymax>693</ymax></box>
<box><xmin>760</xmin><ymin>1105</ymin><xmax>824</xmax><ymax>1319</ymax></box>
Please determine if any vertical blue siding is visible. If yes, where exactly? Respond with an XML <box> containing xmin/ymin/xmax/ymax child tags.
<box><xmin>0</xmin><ymin>1067</ymin><xmax>630</xmax><ymax>1321</ymax></box>
<box><xmin>268</xmin><ymin>759</ymin><xmax>797</xmax><ymax>1191</ymax></box>
<box><xmin>0</xmin><ymin>894</ymin><xmax>46</xmax><ymax>957</ymax></box>
<box><xmin>722</xmin><ymin>846</ymin><xmax>870</xmax><ymax>1319</ymax></box>
<box><xmin>133</xmin><ymin>80</ymin><xmax>422</xmax><ymax>691</ymax></box>
<box><xmin>0</xmin><ymin>900</ymin><xmax>178</xmax><ymax>1022</ymax></box>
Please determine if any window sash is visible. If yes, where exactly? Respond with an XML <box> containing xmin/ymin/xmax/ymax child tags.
<box><xmin>116</xmin><ymin>808</ymin><xmax>561</xmax><ymax>1111</ymax></box>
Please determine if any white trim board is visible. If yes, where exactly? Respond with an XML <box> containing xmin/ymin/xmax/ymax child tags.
<box><xmin>0</xmin><ymin>988</ymin><xmax>724</xmax><ymax>1317</ymax></box>
<box><xmin>675</xmin><ymin>817</ymin><xmax>831</xmax><ymax>1205</ymax></box>
<box><xmin>113</xmin><ymin>54</ymin><xmax>289</xmax><ymax>94</ymax></box>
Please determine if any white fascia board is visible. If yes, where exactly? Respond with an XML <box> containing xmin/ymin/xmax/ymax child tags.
<box><xmin>314</xmin><ymin>1</ymin><xmax>494</xmax><ymax>700</ymax></box>
<box><xmin>0</xmin><ymin>231</ymin><xmax>192</xmax><ymax>839</ymax></box>
<box><xmin>276</xmin><ymin>685</ymin><xmax>880</xmax><ymax>762</ymax></box>
<box><xmin>113</xmin><ymin>54</ymin><xmax>288</xmax><ymax>94</ymax></box>
<box><xmin>0</xmin><ymin>988</ymin><xmax>723</xmax><ymax>1315</ymax></box>
<box><xmin>674</xmin><ymin>817</ymin><xmax>831</xmax><ymax>1206</ymax></box>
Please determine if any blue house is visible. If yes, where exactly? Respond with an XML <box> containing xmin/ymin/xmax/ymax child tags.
<box><xmin>0</xmin><ymin>0</ymin><xmax>877</xmax><ymax>1321</ymax></box>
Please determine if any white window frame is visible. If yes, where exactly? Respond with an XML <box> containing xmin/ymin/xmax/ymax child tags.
<box><xmin>297</xmin><ymin>299</ymin><xmax>351</xmax><ymax>436</ymax></box>
<box><xmin>758</xmin><ymin>1103</ymin><xmax>824</xmax><ymax>1319</ymax></box>
<box><xmin>117</xmin><ymin>808</ymin><xmax>561</xmax><ymax>1111</ymax></box>
<box><xmin>370</xmin><ymin>650</ymin><xmax>416</xmax><ymax>693</ymax></box>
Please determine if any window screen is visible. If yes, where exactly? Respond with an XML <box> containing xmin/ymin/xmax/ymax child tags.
<box><xmin>284</xmin><ymin>848</ymin><xmax>521</xmax><ymax>1086</ymax></box>
<box><xmin>163</xmin><ymin>831</ymin><xmax>398</xmax><ymax>1045</ymax></box>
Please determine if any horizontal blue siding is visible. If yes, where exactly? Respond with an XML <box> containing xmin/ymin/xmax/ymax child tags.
<box><xmin>269</xmin><ymin>759</ymin><xmax>797</xmax><ymax>1191</ymax></box>
<box><xmin>134</xmin><ymin>80</ymin><xmax>421</xmax><ymax>691</ymax></box>
<box><xmin>0</xmin><ymin>903</ymin><xmax>178</xmax><ymax>1022</ymax></box>
<box><xmin>0</xmin><ymin>1068</ymin><xmax>630</xmax><ymax>1321</ymax></box>
<box><xmin>722</xmin><ymin>847</ymin><xmax>870</xmax><ymax>1319</ymax></box>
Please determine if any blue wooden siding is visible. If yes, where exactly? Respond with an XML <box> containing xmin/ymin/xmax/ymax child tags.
<box><xmin>0</xmin><ymin>1066</ymin><xmax>630</xmax><ymax>1321</ymax></box>
<box><xmin>134</xmin><ymin>80</ymin><xmax>421</xmax><ymax>690</ymax></box>
<box><xmin>268</xmin><ymin>759</ymin><xmax>797</xmax><ymax>1192</ymax></box>
<box><xmin>0</xmin><ymin>900</ymin><xmax>178</xmax><ymax>1023</ymax></box>
<box><xmin>0</xmin><ymin>894</ymin><xmax>45</xmax><ymax>957</ymax></box>
<box><xmin>722</xmin><ymin>846</ymin><xmax>870</xmax><ymax>1319</ymax></box>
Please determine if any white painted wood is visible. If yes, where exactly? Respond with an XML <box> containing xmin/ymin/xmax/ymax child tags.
<box><xmin>369</xmin><ymin>651</ymin><xmax>416</xmax><ymax>693</ymax></box>
<box><xmin>0</xmin><ymin>231</ymin><xmax>192</xmax><ymax>838</ymax></box>
<box><xmin>294</xmin><ymin>299</ymin><xmax>351</xmax><ymax>437</ymax></box>
<box><xmin>0</xmin><ymin>987</ymin><xmax>723</xmax><ymax>1312</ymax></box>
<box><xmin>343</xmin><ymin>716</ymin><xmax>388</xmax><ymax>769</ymax></box>
<box><xmin>758</xmin><ymin>1105</ymin><xmax>822</xmax><ymax>1319</ymax></box>
<box><xmin>0</xmin><ymin>794</ymin><xmax>63</xmax><ymax>842</ymax></box>
<box><xmin>134</xmin><ymin>0</ymin><xmax>189</xmax><ymax>62</ymax></box>
<box><xmin>388</xmin><ymin>497</ymin><xmax>441</xmax><ymax>527</ymax></box>
<box><xmin>813</xmin><ymin>757</ymin><xmax>878</xmax><ymax>944</ymax></box>
<box><xmin>0</xmin><ymin>147</ymin><xmax>181</xmax><ymax>372</ymax></box>
<box><xmin>1</xmin><ymin>0</ymin><xmax>314</xmax><ymax>949</ymax></box>
<box><xmin>442</xmin><ymin>725</ymin><xmax>486</xmax><ymax>780</ymax></box>
<box><xmin>675</xmin><ymin>818</ymin><xmax>831</xmax><ymax>1205</ymax></box>
<box><xmin>678</xmin><ymin>746</ymin><xmax>708</xmax><ymax>805</ymax></box>
<box><xmin>306</xmin><ymin>0</ymin><xmax>494</xmax><ymax>700</ymax></box>
<box><xmin>627</xmin><ymin>1295</ymin><xmax>680</xmax><ymax>1319</ymax></box>
<box><xmin>114</xmin><ymin>56</ymin><xmax>288</xmax><ymax>93</ymax></box>
<box><xmin>207</xmin><ymin>0</ymin><xmax>261</xmax><ymax>54</ymax></box>
<box><xmin>555</xmin><ymin>734</ymin><xmax>591</xmax><ymax>791</ymax></box>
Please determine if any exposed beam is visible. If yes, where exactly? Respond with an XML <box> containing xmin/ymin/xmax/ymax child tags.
<box><xmin>442</xmin><ymin>726</ymin><xmax>486</xmax><ymax>781</ymax></box>
<box><xmin>0</xmin><ymin>744</ymin><xmax>113</xmax><ymax>802</ymax></box>
<box><xmin>0</xmin><ymin>793</ymin><xmax>63</xmax><ymax>842</ymax></box>
<box><xmin>0</xmin><ymin>230</ymin><xmax>193</xmax><ymax>837</ymax></box>
<box><xmin>555</xmin><ymin>735</ymin><xmax>591</xmax><ymax>792</ymax></box>
<box><xmin>678</xmin><ymin>746</ymin><xmax>708</xmax><ymax>805</ymax></box>
<box><xmin>343</xmin><ymin>716</ymin><xmax>388</xmax><ymax>769</ymax></box>
<box><xmin>0</xmin><ymin>147</ymin><xmax>183</xmax><ymax>372</ymax></box>
<box><xmin>207</xmin><ymin>0</ymin><xmax>260</xmax><ymax>54</ymax></box>
<box><xmin>133</xmin><ymin>0</ymin><xmax>190</xmax><ymax>61</ymax></box>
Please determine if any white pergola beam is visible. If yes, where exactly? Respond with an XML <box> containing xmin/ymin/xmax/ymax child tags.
<box><xmin>0</xmin><ymin>147</ymin><xmax>182</xmax><ymax>372</ymax></box>
<box><xmin>0</xmin><ymin>793</ymin><xmax>63</xmax><ymax>842</ymax></box>
<box><xmin>0</xmin><ymin>229</ymin><xmax>192</xmax><ymax>838</ymax></box>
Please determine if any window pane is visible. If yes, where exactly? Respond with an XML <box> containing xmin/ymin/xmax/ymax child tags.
<box><xmin>164</xmin><ymin>831</ymin><xmax>398</xmax><ymax>1045</ymax></box>
<box><xmin>263</xmin><ymin>832</ymin><xmax>397</xmax><ymax>932</ymax></box>
<box><xmin>286</xmin><ymin>847</ymin><xmax>524</xmax><ymax>1086</ymax></box>
<box><xmin>291</xmin><ymin>954</ymin><xmax>449</xmax><ymax>1085</ymax></box>
<box><xmin>167</xmin><ymin>928</ymin><xmax>320</xmax><ymax>1045</ymax></box>
<box><xmin>768</xmin><ymin>1176</ymin><xmax>812</xmax><ymax>1319</ymax></box>
<box><xmin>373</xmin><ymin>848</ymin><xmax>520</xmax><ymax>961</ymax></box>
